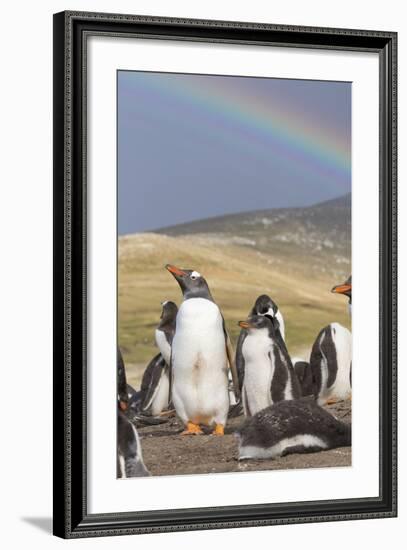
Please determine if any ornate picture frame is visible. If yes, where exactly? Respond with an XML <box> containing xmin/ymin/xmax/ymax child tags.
<box><xmin>53</xmin><ymin>11</ymin><xmax>397</xmax><ymax>538</ymax></box>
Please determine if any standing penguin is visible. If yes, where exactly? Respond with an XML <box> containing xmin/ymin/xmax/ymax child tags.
<box><xmin>155</xmin><ymin>300</ymin><xmax>178</xmax><ymax>365</ymax></box>
<box><xmin>117</xmin><ymin>347</ymin><xmax>129</xmax><ymax>412</ymax></box>
<box><xmin>236</xmin><ymin>397</ymin><xmax>351</xmax><ymax>460</ymax></box>
<box><xmin>140</xmin><ymin>353</ymin><xmax>170</xmax><ymax>416</ymax></box>
<box><xmin>166</xmin><ymin>264</ymin><xmax>239</xmax><ymax>435</ymax></box>
<box><xmin>332</xmin><ymin>275</ymin><xmax>352</xmax><ymax>315</ymax></box>
<box><xmin>309</xmin><ymin>322</ymin><xmax>352</xmax><ymax>405</ymax></box>
<box><xmin>236</xmin><ymin>294</ymin><xmax>285</xmax><ymax>391</ymax></box>
<box><xmin>238</xmin><ymin>314</ymin><xmax>301</xmax><ymax>417</ymax></box>
<box><xmin>138</xmin><ymin>301</ymin><xmax>178</xmax><ymax>416</ymax></box>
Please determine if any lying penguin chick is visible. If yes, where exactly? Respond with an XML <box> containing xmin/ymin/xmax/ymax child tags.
<box><xmin>292</xmin><ymin>358</ymin><xmax>316</xmax><ymax>398</ymax></box>
<box><xmin>155</xmin><ymin>300</ymin><xmax>178</xmax><ymax>365</ymax></box>
<box><xmin>236</xmin><ymin>398</ymin><xmax>351</xmax><ymax>460</ymax></box>
<box><xmin>117</xmin><ymin>410</ymin><xmax>150</xmax><ymax>478</ymax></box>
<box><xmin>140</xmin><ymin>353</ymin><xmax>170</xmax><ymax>416</ymax></box>
<box><xmin>332</xmin><ymin>275</ymin><xmax>352</xmax><ymax>316</ymax></box>
<box><xmin>236</xmin><ymin>294</ymin><xmax>285</xmax><ymax>391</ymax></box>
<box><xmin>238</xmin><ymin>315</ymin><xmax>301</xmax><ymax>417</ymax></box>
<box><xmin>310</xmin><ymin>323</ymin><xmax>352</xmax><ymax>405</ymax></box>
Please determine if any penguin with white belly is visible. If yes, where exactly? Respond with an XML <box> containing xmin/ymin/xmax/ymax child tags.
<box><xmin>331</xmin><ymin>275</ymin><xmax>352</xmax><ymax>386</ymax></box>
<box><xmin>166</xmin><ymin>264</ymin><xmax>239</xmax><ymax>435</ymax></box>
<box><xmin>140</xmin><ymin>353</ymin><xmax>170</xmax><ymax>416</ymax></box>
<box><xmin>238</xmin><ymin>315</ymin><xmax>301</xmax><ymax>417</ymax></box>
<box><xmin>139</xmin><ymin>301</ymin><xmax>178</xmax><ymax>416</ymax></box>
<box><xmin>309</xmin><ymin>322</ymin><xmax>352</xmax><ymax>405</ymax></box>
<box><xmin>236</xmin><ymin>294</ymin><xmax>285</xmax><ymax>391</ymax></box>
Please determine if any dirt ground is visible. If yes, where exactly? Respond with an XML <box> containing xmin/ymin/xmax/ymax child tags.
<box><xmin>137</xmin><ymin>400</ymin><xmax>352</xmax><ymax>477</ymax></box>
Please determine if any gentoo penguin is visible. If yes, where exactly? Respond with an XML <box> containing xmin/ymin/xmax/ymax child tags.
<box><xmin>309</xmin><ymin>322</ymin><xmax>352</xmax><ymax>405</ymax></box>
<box><xmin>236</xmin><ymin>294</ymin><xmax>285</xmax><ymax>391</ymax></box>
<box><xmin>332</xmin><ymin>275</ymin><xmax>352</xmax><ymax>315</ymax></box>
<box><xmin>124</xmin><ymin>383</ymin><xmax>144</xmax><ymax>420</ymax></box>
<box><xmin>238</xmin><ymin>315</ymin><xmax>301</xmax><ymax>417</ymax></box>
<box><xmin>236</xmin><ymin>397</ymin><xmax>351</xmax><ymax>460</ymax></box>
<box><xmin>118</xmin><ymin>349</ymin><xmax>168</xmax><ymax>424</ymax></box>
<box><xmin>117</xmin><ymin>410</ymin><xmax>150</xmax><ymax>478</ymax></box>
<box><xmin>166</xmin><ymin>264</ymin><xmax>239</xmax><ymax>435</ymax></box>
<box><xmin>155</xmin><ymin>300</ymin><xmax>178</xmax><ymax>365</ymax></box>
<box><xmin>117</xmin><ymin>347</ymin><xmax>129</xmax><ymax>412</ymax></box>
<box><xmin>140</xmin><ymin>353</ymin><xmax>170</xmax><ymax>416</ymax></box>
<box><xmin>292</xmin><ymin>357</ymin><xmax>316</xmax><ymax>397</ymax></box>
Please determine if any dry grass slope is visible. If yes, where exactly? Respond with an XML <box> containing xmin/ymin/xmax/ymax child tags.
<box><xmin>119</xmin><ymin>227</ymin><xmax>351</xmax><ymax>387</ymax></box>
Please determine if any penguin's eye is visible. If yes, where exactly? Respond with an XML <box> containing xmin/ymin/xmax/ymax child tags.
<box><xmin>190</xmin><ymin>275</ymin><xmax>197</xmax><ymax>280</ymax></box>
<box><xmin>190</xmin><ymin>270</ymin><xmax>201</xmax><ymax>280</ymax></box>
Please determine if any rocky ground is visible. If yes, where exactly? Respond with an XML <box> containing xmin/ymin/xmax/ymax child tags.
<box><xmin>136</xmin><ymin>400</ymin><xmax>351</xmax><ymax>477</ymax></box>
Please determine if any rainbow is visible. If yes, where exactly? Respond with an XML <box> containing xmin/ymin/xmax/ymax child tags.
<box><xmin>119</xmin><ymin>71</ymin><xmax>351</xmax><ymax>184</ymax></box>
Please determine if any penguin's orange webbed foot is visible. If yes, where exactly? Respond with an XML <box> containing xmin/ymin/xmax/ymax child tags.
<box><xmin>325</xmin><ymin>397</ymin><xmax>338</xmax><ymax>405</ymax></box>
<box><xmin>181</xmin><ymin>422</ymin><xmax>203</xmax><ymax>435</ymax></box>
<box><xmin>212</xmin><ymin>424</ymin><xmax>224</xmax><ymax>436</ymax></box>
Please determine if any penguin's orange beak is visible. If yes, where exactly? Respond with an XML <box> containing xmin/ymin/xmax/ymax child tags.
<box><xmin>166</xmin><ymin>264</ymin><xmax>187</xmax><ymax>277</ymax></box>
<box><xmin>331</xmin><ymin>283</ymin><xmax>351</xmax><ymax>295</ymax></box>
<box><xmin>238</xmin><ymin>321</ymin><xmax>252</xmax><ymax>329</ymax></box>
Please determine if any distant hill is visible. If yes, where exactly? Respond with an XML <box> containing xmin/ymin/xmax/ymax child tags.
<box><xmin>154</xmin><ymin>193</ymin><xmax>351</xmax><ymax>280</ymax></box>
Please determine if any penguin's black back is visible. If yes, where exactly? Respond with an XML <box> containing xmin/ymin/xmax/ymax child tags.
<box><xmin>310</xmin><ymin>324</ymin><xmax>338</xmax><ymax>397</ymax></box>
<box><xmin>270</xmin><ymin>325</ymin><xmax>302</xmax><ymax>400</ymax></box>
<box><xmin>235</xmin><ymin>329</ymin><xmax>248</xmax><ymax>391</ymax></box>
<box><xmin>238</xmin><ymin>398</ymin><xmax>351</xmax><ymax>452</ymax></box>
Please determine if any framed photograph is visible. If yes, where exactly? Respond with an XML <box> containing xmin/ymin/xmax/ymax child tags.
<box><xmin>53</xmin><ymin>11</ymin><xmax>397</xmax><ymax>538</ymax></box>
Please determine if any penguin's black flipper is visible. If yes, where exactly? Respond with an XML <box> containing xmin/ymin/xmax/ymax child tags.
<box><xmin>140</xmin><ymin>353</ymin><xmax>167</xmax><ymax>412</ymax></box>
<box><xmin>235</xmin><ymin>329</ymin><xmax>247</xmax><ymax>392</ymax></box>
<box><xmin>222</xmin><ymin>315</ymin><xmax>240</xmax><ymax>401</ymax></box>
<box><xmin>309</xmin><ymin>325</ymin><xmax>338</xmax><ymax>398</ymax></box>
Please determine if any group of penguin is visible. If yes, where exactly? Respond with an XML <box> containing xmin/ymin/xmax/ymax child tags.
<box><xmin>117</xmin><ymin>265</ymin><xmax>353</xmax><ymax>478</ymax></box>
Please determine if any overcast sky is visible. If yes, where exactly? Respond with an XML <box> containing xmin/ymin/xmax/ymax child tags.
<box><xmin>118</xmin><ymin>71</ymin><xmax>351</xmax><ymax>235</ymax></box>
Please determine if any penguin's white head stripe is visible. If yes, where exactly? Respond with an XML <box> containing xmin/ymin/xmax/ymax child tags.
<box><xmin>190</xmin><ymin>271</ymin><xmax>201</xmax><ymax>279</ymax></box>
<box><xmin>161</xmin><ymin>300</ymin><xmax>169</xmax><ymax>306</ymax></box>
<box><xmin>263</xmin><ymin>307</ymin><xmax>275</xmax><ymax>317</ymax></box>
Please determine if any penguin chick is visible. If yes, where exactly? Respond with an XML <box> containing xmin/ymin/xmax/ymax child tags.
<box><xmin>140</xmin><ymin>353</ymin><xmax>170</xmax><ymax>416</ymax></box>
<box><xmin>310</xmin><ymin>323</ymin><xmax>352</xmax><ymax>405</ymax></box>
<box><xmin>236</xmin><ymin>398</ymin><xmax>351</xmax><ymax>460</ymax></box>
<box><xmin>236</xmin><ymin>294</ymin><xmax>285</xmax><ymax>391</ymax></box>
<box><xmin>238</xmin><ymin>315</ymin><xmax>301</xmax><ymax>417</ymax></box>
